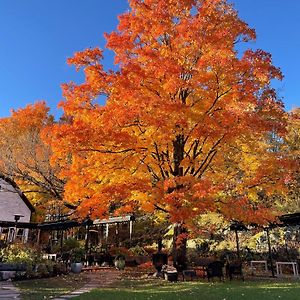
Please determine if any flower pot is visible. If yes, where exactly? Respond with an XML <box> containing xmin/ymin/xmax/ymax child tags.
<box><xmin>165</xmin><ymin>271</ymin><xmax>178</xmax><ymax>282</ymax></box>
<box><xmin>71</xmin><ymin>262</ymin><xmax>83</xmax><ymax>273</ymax></box>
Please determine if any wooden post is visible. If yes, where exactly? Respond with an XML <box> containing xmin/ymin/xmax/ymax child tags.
<box><xmin>129</xmin><ymin>220</ymin><xmax>133</xmax><ymax>245</ymax></box>
<box><xmin>105</xmin><ymin>224</ymin><xmax>109</xmax><ymax>242</ymax></box>
<box><xmin>235</xmin><ymin>229</ymin><xmax>240</xmax><ymax>258</ymax></box>
<box><xmin>37</xmin><ymin>228</ymin><xmax>41</xmax><ymax>245</ymax></box>
<box><xmin>60</xmin><ymin>230</ymin><xmax>64</xmax><ymax>254</ymax></box>
<box><xmin>115</xmin><ymin>223</ymin><xmax>119</xmax><ymax>246</ymax></box>
<box><xmin>85</xmin><ymin>225</ymin><xmax>90</xmax><ymax>253</ymax></box>
<box><xmin>266</xmin><ymin>227</ymin><xmax>275</xmax><ymax>277</ymax></box>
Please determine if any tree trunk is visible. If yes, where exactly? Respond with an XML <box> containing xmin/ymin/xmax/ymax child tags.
<box><xmin>170</xmin><ymin>134</ymin><xmax>187</xmax><ymax>271</ymax></box>
<box><xmin>172</xmin><ymin>223</ymin><xmax>187</xmax><ymax>271</ymax></box>
<box><xmin>157</xmin><ymin>237</ymin><xmax>163</xmax><ymax>252</ymax></box>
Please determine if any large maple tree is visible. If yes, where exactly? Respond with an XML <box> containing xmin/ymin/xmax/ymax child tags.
<box><xmin>49</xmin><ymin>0</ymin><xmax>288</xmax><ymax>230</ymax></box>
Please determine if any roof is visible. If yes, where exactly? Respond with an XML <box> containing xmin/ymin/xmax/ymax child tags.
<box><xmin>0</xmin><ymin>215</ymin><xmax>135</xmax><ymax>230</ymax></box>
<box><xmin>278</xmin><ymin>212</ymin><xmax>300</xmax><ymax>226</ymax></box>
<box><xmin>37</xmin><ymin>220</ymin><xmax>80</xmax><ymax>230</ymax></box>
<box><xmin>93</xmin><ymin>215</ymin><xmax>134</xmax><ymax>225</ymax></box>
<box><xmin>0</xmin><ymin>220</ymin><xmax>37</xmax><ymax>229</ymax></box>
<box><xmin>0</xmin><ymin>174</ymin><xmax>35</xmax><ymax>213</ymax></box>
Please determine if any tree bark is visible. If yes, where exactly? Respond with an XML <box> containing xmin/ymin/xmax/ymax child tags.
<box><xmin>170</xmin><ymin>133</ymin><xmax>187</xmax><ymax>270</ymax></box>
<box><xmin>172</xmin><ymin>223</ymin><xmax>187</xmax><ymax>271</ymax></box>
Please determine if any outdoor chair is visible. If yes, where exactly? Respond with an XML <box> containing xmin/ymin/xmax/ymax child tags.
<box><xmin>226</xmin><ymin>261</ymin><xmax>244</xmax><ymax>281</ymax></box>
<box><xmin>206</xmin><ymin>260</ymin><xmax>224</xmax><ymax>281</ymax></box>
<box><xmin>182</xmin><ymin>269</ymin><xmax>197</xmax><ymax>281</ymax></box>
<box><xmin>162</xmin><ymin>264</ymin><xmax>178</xmax><ymax>282</ymax></box>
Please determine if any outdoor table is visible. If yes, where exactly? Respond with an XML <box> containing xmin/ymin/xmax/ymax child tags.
<box><xmin>250</xmin><ymin>260</ymin><xmax>268</xmax><ymax>275</ymax></box>
<box><xmin>276</xmin><ymin>262</ymin><xmax>299</xmax><ymax>276</ymax></box>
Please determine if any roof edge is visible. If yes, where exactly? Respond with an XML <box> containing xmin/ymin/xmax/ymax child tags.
<box><xmin>0</xmin><ymin>174</ymin><xmax>35</xmax><ymax>213</ymax></box>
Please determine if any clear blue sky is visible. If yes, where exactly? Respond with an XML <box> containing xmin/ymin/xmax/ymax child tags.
<box><xmin>0</xmin><ymin>0</ymin><xmax>299</xmax><ymax>118</ymax></box>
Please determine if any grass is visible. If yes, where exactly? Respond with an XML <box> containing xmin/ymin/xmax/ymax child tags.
<box><xmin>72</xmin><ymin>277</ymin><xmax>300</xmax><ymax>300</ymax></box>
<box><xmin>13</xmin><ymin>270</ymin><xmax>300</xmax><ymax>300</ymax></box>
<box><xmin>15</xmin><ymin>273</ymin><xmax>90</xmax><ymax>300</ymax></box>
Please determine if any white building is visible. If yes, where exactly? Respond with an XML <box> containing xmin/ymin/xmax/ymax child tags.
<box><xmin>0</xmin><ymin>176</ymin><xmax>35</xmax><ymax>243</ymax></box>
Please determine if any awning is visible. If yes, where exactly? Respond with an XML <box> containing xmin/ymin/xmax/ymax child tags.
<box><xmin>278</xmin><ymin>212</ymin><xmax>300</xmax><ymax>226</ymax></box>
<box><xmin>37</xmin><ymin>220</ymin><xmax>80</xmax><ymax>230</ymax></box>
<box><xmin>0</xmin><ymin>221</ymin><xmax>38</xmax><ymax>229</ymax></box>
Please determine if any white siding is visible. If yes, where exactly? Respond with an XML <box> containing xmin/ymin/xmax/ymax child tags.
<box><xmin>0</xmin><ymin>179</ymin><xmax>31</xmax><ymax>223</ymax></box>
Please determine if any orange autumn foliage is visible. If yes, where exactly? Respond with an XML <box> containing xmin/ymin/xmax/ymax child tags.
<box><xmin>48</xmin><ymin>0</ymin><xmax>288</xmax><ymax>227</ymax></box>
<box><xmin>0</xmin><ymin>102</ymin><xmax>64</xmax><ymax>218</ymax></box>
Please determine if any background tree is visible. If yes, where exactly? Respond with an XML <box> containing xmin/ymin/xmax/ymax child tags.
<box><xmin>49</xmin><ymin>0</ymin><xmax>288</xmax><ymax>263</ymax></box>
<box><xmin>278</xmin><ymin>108</ymin><xmax>300</xmax><ymax>212</ymax></box>
<box><xmin>0</xmin><ymin>102</ymin><xmax>65</xmax><ymax>219</ymax></box>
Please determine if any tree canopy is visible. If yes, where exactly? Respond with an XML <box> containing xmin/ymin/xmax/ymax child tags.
<box><xmin>0</xmin><ymin>102</ymin><xmax>65</xmax><ymax>219</ymax></box>
<box><xmin>47</xmin><ymin>0</ymin><xmax>288</xmax><ymax>227</ymax></box>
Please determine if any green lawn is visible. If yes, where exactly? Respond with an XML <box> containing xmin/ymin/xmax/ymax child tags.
<box><xmin>73</xmin><ymin>278</ymin><xmax>300</xmax><ymax>300</ymax></box>
<box><xmin>15</xmin><ymin>273</ymin><xmax>90</xmax><ymax>300</ymax></box>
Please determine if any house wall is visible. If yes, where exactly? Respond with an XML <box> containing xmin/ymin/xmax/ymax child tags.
<box><xmin>0</xmin><ymin>178</ymin><xmax>32</xmax><ymax>243</ymax></box>
<box><xmin>0</xmin><ymin>178</ymin><xmax>31</xmax><ymax>223</ymax></box>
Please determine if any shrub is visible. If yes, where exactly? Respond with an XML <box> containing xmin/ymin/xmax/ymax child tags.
<box><xmin>143</xmin><ymin>246</ymin><xmax>158</xmax><ymax>255</ymax></box>
<box><xmin>128</xmin><ymin>246</ymin><xmax>148</xmax><ymax>256</ymax></box>
<box><xmin>71</xmin><ymin>247</ymin><xmax>85</xmax><ymax>262</ymax></box>
<box><xmin>62</xmin><ymin>238</ymin><xmax>81</xmax><ymax>252</ymax></box>
<box><xmin>138</xmin><ymin>261</ymin><xmax>153</xmax><ymax>269</ymax></box>
<box><xmin>109</xmin><ymin>246</ymin><xmax>130</xmax><ymax>257</ymax></box>
<box><xmin>0</xmin><ymin>243</ymin><xmax>41</xmax><ymax>264</ymax></box>
<box><xmin>52</xmin><ymin>237</ymin><xmax>81</xmax><ymax>253</ymax></box>
<box><xmin>36</xmin><ymin>263</ymin><xmax>48</xmax><ymax>278</ymax></box>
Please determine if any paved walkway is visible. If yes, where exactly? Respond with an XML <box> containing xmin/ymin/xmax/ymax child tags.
<box><xmin>53</xmin><ymin>269</ymin><xmax>122</xmax><ymax>300</ymax></box>
<box><xmin>0</xmin><ymin>269</ymin><xmax>121</xmax><ymax>300</ymax></box>
<box><xmin>0</xmin><ymin>280</ymin><xmax>20</xmax><ymax>299</ymax></box>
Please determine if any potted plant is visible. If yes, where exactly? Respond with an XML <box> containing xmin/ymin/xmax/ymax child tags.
<box><xmin>70</xmin><ymin>248</ymin><xmax>85</xmax><ymax>273</ymax></box>
<box><xmin>114</xmin><ymin>254</ymin><xmax>126</xmax><ymax>270</ymax></box>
